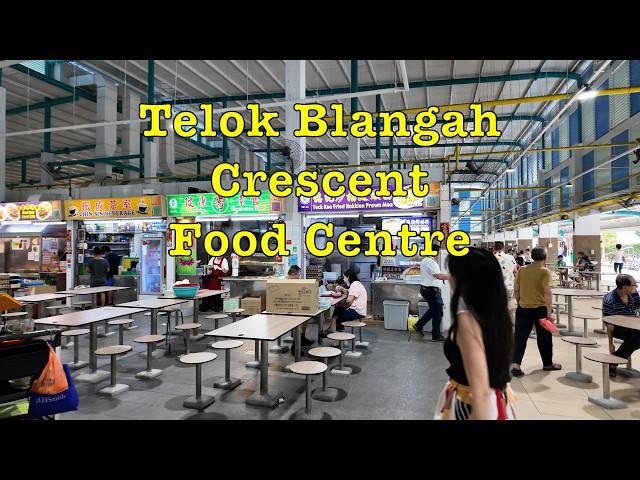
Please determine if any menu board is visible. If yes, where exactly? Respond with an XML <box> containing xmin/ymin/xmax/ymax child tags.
<box><xmin>0</xmin><ymin>201</ymin><xmax>63</xmax><ymax>221</ymax></box>
<box><xmin>41</xmin><ymin>238</ymin><xmax>61</xmax><ymax>272</ymax></box>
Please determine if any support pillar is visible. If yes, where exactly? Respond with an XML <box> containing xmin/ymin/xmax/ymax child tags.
<box><xmin>574</xmin><ymin>214</ymin><xmax>601</xmax><ymax>265</ymax></box>
<box><xmin>143</xmin><ymin>139</ymin><xmax>159</xmax><ymax>180</ymax></box>
<box><xmin>0</xmin><ymin>87</ymin><xmax>5</xmax><ymax>200</ymax></box>
<box><xmin>159</xmin><ymin>121</ymin><xmax>175</xmax><ymax>176</ymax></box>
<box><xmin>40</xmin><ymin>152</ymin><xmax>56</xmax><ymax>185</ymax></box>
<box><xmin>440</xmin><ymin>184</ymin><xmax>451</xmax><ymax>330</ymax></box>
<box><xmin>95</xmin><ymin>81</ymin><xmax>117</xmax><ymax>180</ymax></box>
<box><xmin>538</xmin><ymin>221</ymin><xmax>559</xmax><ymax>258</ymax></box>
<box><xmin>122</xmin><ymin>90</ymin><xmax>141</xmax><ymax>180</ymax></box>
<box><xmin>285</xmin><ymin>61</ymin><xmax>306</xmax><ymax>275</ymax></box>
<box><xmin>517</xmin><ymin>227</ymin><xmax>534</xmax><ymax>252</ymax></box>
<box><xmin>504</xmin><ymin>231</ymin><xmax>518</xmax><ymax>251</ymax></box>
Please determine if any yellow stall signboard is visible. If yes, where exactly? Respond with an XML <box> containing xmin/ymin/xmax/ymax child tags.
<box><xmin>64</xmin><ymin>196</ymin><xmax>165</xmax><ymax>219</ymax></box>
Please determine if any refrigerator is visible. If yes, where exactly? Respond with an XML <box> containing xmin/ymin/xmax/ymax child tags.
<box><xmin>140</xmin><ymin>234</ymin><xmax>164</xmax><ymax>294</ymax></box>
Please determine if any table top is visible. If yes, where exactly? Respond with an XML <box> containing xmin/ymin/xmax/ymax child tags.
<box><xmin>262</xmin><ymin>306</ymin><xmax>328</xmax><ymax>317</ymax></box>
<box><xmin>205</xmin><ymin>313</ymin><xmax>310</xmax><ymax>341</ymax></box>
<box><xmin>159</xmin><ymin>289</ymin><xmax>227</xmax><ymax>300</ymax></box>
<box><xmin>34</xmin><ymin>306</ymin><xmax>147</xmax><ymax>327</ymax></box>
<box><xmin>60</xmin><ymin>286</ymin><xmax>130</xmax><ymax>294</ymax></box>
<box><xmin>327</xmin><ymin>294</ymin><xmax>347</xmax><ymax>306</ymax></box>
<box><xmin>551</xmin><ymin>288</ymin><xmax>605</xmax><ymax>297</ymax></box>
<box><xmin>603</xmin><ymin>315</ymin><xmax>640</xmax><ymax>330</ymax></box>
<box><xmin>116</xmin><ymin>298</ymin><xmax>190</xmax><ymax>310</ymax></box>
<box><xmin>17</xmin><ymin>293</ymin><xmax>75</xmax><ymax>303</ymax></box>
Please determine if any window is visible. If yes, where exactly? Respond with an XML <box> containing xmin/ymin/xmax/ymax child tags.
<box><xmin>20</xmin><ymin>60</ymin><xmax>46</xmax><ymax>75</ymax></box>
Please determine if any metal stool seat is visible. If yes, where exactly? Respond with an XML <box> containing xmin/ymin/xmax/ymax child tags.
<box><xmin>561</xmin><ymin>336</ymin><xmax>598</xmax><ymax>383</ymax></box>
<box><xmin>62</xmin><ymin>328</ymin><xmax>90</xmax><ymax>370</ymax></box>
<box><xmin>209</xmin><ymin>340</ymin><xmax>243</xmax><ymax>390</ymax></box>
<box><xmin>133</xmin><ymin>335</ymin><xmax>165</xmax><ymax>379</ymax></box>
<box><xmin>179</xmin><ymin>352</ymin><xmax>217</xmax><ymax>411</ymax></box>
<box><xmin>308</xmin><ymin>347</ymin><xmax>342</xmax><ymax>402</ymax></box>
<box><xmin>95</xmin><ymin>345</ymin><xmax>132</xmax><ymax>397</ymax></box>
<box><xmin>327</xmin><ymin>332</ymin><xmax>355</xmax><ymax>376</ymax></box>
<box><xmin>584</xmin><ymin>352</ymin><xmax>628</xmax><ymax>410</ymax></box>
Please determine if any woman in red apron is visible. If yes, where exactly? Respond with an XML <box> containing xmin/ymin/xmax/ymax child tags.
<box><xmin>202</xmin><ymin>256</ymin><xmax>229</xmax><ymax>311</ymax></box>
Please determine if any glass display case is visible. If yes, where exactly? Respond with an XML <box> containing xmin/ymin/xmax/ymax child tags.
<box><xmin>140</xmin><ymin>234</ymin><xmax>164</xmax><ymax>294</ymax></box>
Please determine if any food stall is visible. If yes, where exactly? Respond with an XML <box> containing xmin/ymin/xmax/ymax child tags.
<box><xmin>166</xmin><ymin>190</ymin><xmax>283</xmax><ymax>307</ymax></box>
<box><xmin>0</xmin><ymin>200</ymin><xmax>67</xmax><ymax>293</ymax></box>
<box><xmin>64</xmin><ymin>195</ymin><xmax>166</xmax><ymax>300</ymax></box>
<box><xmin>299</xmin><ymin>182</ymin><xmax>440</xmax><ymax>311</ymax></box>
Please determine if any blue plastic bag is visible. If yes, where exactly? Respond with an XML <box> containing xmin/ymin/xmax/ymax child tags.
<box><xmin>28</xmin><ymin>364</ymin><xmax>79</xmax><ymax>418</ymax></box>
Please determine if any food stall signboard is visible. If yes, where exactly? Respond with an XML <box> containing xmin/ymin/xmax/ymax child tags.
<box><xmin>176</xmin><ymin>252</ymin><xmax>197</xmax><ymax>276</ymax></box>
<box><xmin>0</xmin><ymin>200</ymin><xmax>63</xmax><ymax>221</ymax></box>
<box><xmin>64</xmin><ymin>196</ymin><xmax>164</xmax><ymax>219</ymax></box>
<box><xmin>382</xmin><ymin>217</ymin><xmax>433</xmax><ymax>235</ymax></box>
<box><xmin>167</xmin><ymin>191</ymin><xmax>280</xmax><ymax>216</ymax></box>
<box><xmin>297</xmin><ymin>183</ymin><xmax>440</xmax><ymax>212</ymax></box>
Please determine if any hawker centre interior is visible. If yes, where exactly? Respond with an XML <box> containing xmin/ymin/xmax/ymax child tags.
<box><xmin>1</xmin><ymin>59</ymin><xmax>640</xmax><ymax>421</ymax></box>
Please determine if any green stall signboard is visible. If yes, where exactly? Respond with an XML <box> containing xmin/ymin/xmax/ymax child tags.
<box><xmin>167</xmin><ymin>192</ymin><xmax>277</xmax><ymax>217</ymax></box>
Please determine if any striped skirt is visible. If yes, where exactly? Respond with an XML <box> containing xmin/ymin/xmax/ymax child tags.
<box><xmin>434</xmin><ymin>379</ymin><xmax>517</xmax><ymax>420</ymax></box>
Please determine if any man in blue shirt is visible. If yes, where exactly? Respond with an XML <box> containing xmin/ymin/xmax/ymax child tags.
<box><xmin>602</xmin><ymin>274</ymin><xmax>640</xmax><ymax>377</ymax></box>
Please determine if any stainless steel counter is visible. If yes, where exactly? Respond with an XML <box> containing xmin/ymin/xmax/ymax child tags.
<box><xmin>221</xmin><ymin>276</ymin><xmax>278</xmax><ymax>301</ymax></box>
<box><xmin>372</xmin><ymin>280</ymin><xmax>422</xmax><ymax>316</ymax></box>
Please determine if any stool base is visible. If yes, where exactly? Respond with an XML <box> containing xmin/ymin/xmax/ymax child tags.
<box><xmin>98</xmin><ymin>384</ymin><xmax>130</xmax><ymax>397</ymax></box>
<box><xmin>98</xmin><ymin>331</ymin><xmax>115</xmax><ymax>338</ymax></box>
<box><xmin>214</xmin><ymin>378</ymin><xmax>241</xmax><ymax>390</ymax></box>
<box><xmin>62</xmin><ymin>341</ymin><xmax>74</xmax><ymax>349</ymax></box>
<box><xmin>183</xmin><ymin>395</ymin><xmax>215</xmax><ymax>411</ymax></box>
<box><xmin>331</xmin><ymin>366</ymin><xmax>352</xmax><ymax>376</ymax></box>
<box><xmin>566</xmin><ymin>371</ymin><xmax>592</xmax><ymax>383</ymax></box>
<box><xmin>76</xmin><ymin>370</ymin><xmax>111</xmax><ymax>384</ymax></box>
<box><xmin>68</xmin><ymin>360</ymin><xmax>88</xmax><ymax>371</ymax></box>
<box><xmin>560</xmin><ymin>330</ymin><xmax>581</xmax><ymax>337</ymax></box>
<box><xmin>141</xmin><ymin>349</ymin><xmax>166</xmax><ymax>360</ymax></box>
<box><xmin>345</xmin><ymin>351</ymin><xmax>362</xmax><ymax>358</ymax></box>
<box><xmin>593</xmin><ymin>328</ymin><xmax>607</xmax><ymax>335</ymax></box>
<box><xmin>528</xmin><ymin>333</ymin><xmax>536</xmax><ymax>339</ymax></box>
<box><xmin>311</xmin><ymin>387</ymin><xmax>340</xmax><ymax>402</ymax></box>
<box><xmin>555</xmin><ymin>323</ymin><xmax>567</xmax><ymax>329</ymax></box>
<box><xmin>191</xmin><ymin>333</ymin><xmax>205</xmax><ymax>341</ymax></box>
<box><xmin>289</xmin><ymin>408</ymin><xmax>331</xmax><ymax>420</ymax></box>
<box><xmin>135</xmin><ymin>368</ymin><xmax>163</xmax><ymax>379</ymax></box>
<box><xmin>245</xmin><ymin>360</ymin><xmax>261</xmax><ymax>369</ymax></box>
<box><xmin>124</xmin><ymin>324</ymin><xmax>139</xmax><ymax>331</ymax></box>
<box><xmin>270</xmin><ymin>344</ymin><xmax>289</xmax><ymax>353</ymax></box>
<box><xmin>588</xmin><ymin>395</ymin><xmax>626</xmax><ymax>410</ymax></box>
<box><xmin>246</xmin><ymin>392</ymin><xmax>280</xmax><ymax>408</ymax></box>
<box><xmin>282</xmin><ymin>336</ymin><xmax>293</xmax><ymax>344</ymax></box>
<box><xmin>355</xmin><ymin>341</ymin><xmax>369</xmax><ymax>349</ymax></box>
<box><xmin>616</xmin><ymin>367</ymin><xmax>640</xmax><ymax>378</ymax></box>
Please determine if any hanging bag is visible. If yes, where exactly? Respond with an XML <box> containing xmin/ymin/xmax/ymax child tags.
<box><xmin>28</xmin><ymin>363</ymin><xmax>79</xmax><ymax>418</ymax></box>
<box><xmin>30</xmin><ymin>344</ymin><xmax>68</xmax><ymax>395</ymax></box>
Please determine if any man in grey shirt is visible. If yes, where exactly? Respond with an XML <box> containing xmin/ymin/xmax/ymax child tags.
<box><xmin>87</xmin><ymin>247</ymin><xmax>109</xmax><ymax>306</ymax></box>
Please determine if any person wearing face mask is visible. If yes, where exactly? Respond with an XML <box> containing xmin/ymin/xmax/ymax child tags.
<box><xmin>322</xmin><ymin>269</ymin><xmax>367</xmax><ymax>334</ymax></box>
<box><xmin>603</xmin><ymin>274</ymin><xmax>640</xmax><ymax>377</ymax></box>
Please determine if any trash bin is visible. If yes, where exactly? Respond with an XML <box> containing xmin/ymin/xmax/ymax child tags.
<box><xmin>383</xmin><ymin>300</ymin><xmax>410</xmax><ymax>330</ymax></box>
<box><xmin>418</xmin><ymin>301</ymin><xmax>430</xmax><ymax>320</ymax></box>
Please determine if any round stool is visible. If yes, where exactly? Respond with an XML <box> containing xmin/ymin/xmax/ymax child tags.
<box><xmin>179</xmin><ymin>352</ymin><xmax>217</xmax><ymax>411</ymax></box>
<box><xmin>133</xmin><ymin>335</ymin><xmax>166</xmax><ymax>379</ymax></box>
<box><xmin>205</xmin><ymin>313</ymin><xmax>228</xmax><ymax>340</ymax></box>
<box><xmin>574</xmin><ymin>315</ymin><xmax>600</xmax><ymax>339</ymax></box>
<box><xmin>327</xmin><ymin>332</ymin><xmax>355</xmax><ymax>376</ymax></box>
<box><xmin>343</xmin><ymin>320</ymin><xmax>367</xmax><ymax>357</ymax></box>
<box><xmin>562</xmin><ymin>336</ymin><xmax>598</xmax><ymax>383</ymax></box>
<box><xmin>246</xmin><ymin>340</ymin><xmax>264</xmax><ymax>369</ymax></box>
<box><xmin>45</xmin><ymin>305</ymin><xmax>66</xmax><ymax>316</ymax></box>
<box><xmin>1</xmin><ymin>311</ymin><xmax>27</xmax><ymax>320</ymax></box>
<box><xmin>175</xmin><ymin>323</ymin><xmax>202</xmax><ymax>356</ymax></box>
<box><xmin>73</xmin><ymin>300</ymin><xmax>93</xmax><ymax>310</ymax></box>
<box><xmin>591</xmin><ymin>306</ymin><xmax>607</xmax><ymax>334</ymax></box>
<box><xmin>289</xmin><ymin>361</ymin><xmax>331</xmax><ymax>420</ymax></box>
<box><xmin>584</xmin><ymin>352</ymin><xmax>628</xmax><ymax>410</ymax></box>
<box><xmin>553</xmin><ymin>298</ymin><xmax>568</xmax><ymax>329</ymax></box>
<box><xmin>308</xmin><ymin>347</ymin><xmax>342</xmax><ymax>402</ymax></box>
<box><xmin>209</xmin><ymin>340</ymin><xmax>243</xmax><ymax>390</ymax></box>
<box><xmin>62</xmin><ymin>328</ymin><xmax>90</xmax><ymax>370</ymax></box>
<box><xmin>95</xmin><ymin>345</ymin><xmax>132</xmax><ymax>397</ymax></box>
<box><xmin>108</xmin><ymin>318</ymin><xmax>134</xmax><ymax>344</ymax></box>
<box><xmin>225</xmin><ymin>308</ymin><xmax>244</xmax><ymax>323</ymax></box>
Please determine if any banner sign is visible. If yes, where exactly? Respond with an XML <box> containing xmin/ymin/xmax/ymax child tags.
<box><xmin>0</xmin><ymin>201</ymin><xmax>63</xmax><ymax>221</ymax></box>
<box><xmin>65</xmin><ymin>196</ymin><xmax>164</xmax><ymax>219</ymax></box>
<box><xmin>167</xmin><ymin>191</ymin><xmax>280</xmax><ymax>216</ymax></box>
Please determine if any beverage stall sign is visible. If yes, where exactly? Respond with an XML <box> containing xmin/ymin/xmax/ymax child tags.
<box><xmin>64</xmin><ymin>196</ymin><xmax>164</xmax><ymax>219</ymax></box>
<box><xmin>0</xmin><ymin>200</ymin><xmax>63</xmax><ymax>221</ymax></box>
<box><xmin>167</xmin><ymin>191</ymin><xmax>280</xmax><ymax>216</ymax></box>
<box><xmin>382</xmin><ymin>217</ymin><xmax>433</xmax><ymax>235</ymax></box>
<box><xmin>297</xmin><ymin>183</ymin><xmax>440</xmax><ymax>212</ymax></box>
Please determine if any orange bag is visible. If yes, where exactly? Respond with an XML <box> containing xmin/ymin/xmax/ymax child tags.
<box><xmin>31</xmin><ymin>344</ymin><xmax>68</xmax><ymax>395</ymax></box>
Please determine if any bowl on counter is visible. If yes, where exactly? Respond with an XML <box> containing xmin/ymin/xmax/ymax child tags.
<box><xmin>172</xmin><ymin>283</ymin><xmax>200</xmax><ymax>298</ymax></box>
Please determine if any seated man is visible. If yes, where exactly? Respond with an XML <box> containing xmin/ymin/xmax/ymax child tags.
<box><xmin>602</xmin><ymin>274</ymin><xmax>640</xmax><ymax>377</ymax></box>
<box><xmin>555</xmin><ymin>255</ymin><xmax>568</xmax><ymax>285</ymax></box>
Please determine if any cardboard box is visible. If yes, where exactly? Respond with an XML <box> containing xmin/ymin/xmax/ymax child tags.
<box><xmin>266</xmin><ymin>279</ymin><xmax>318</xmax><ymax>314</ymax></box>
<box><xmin>241</xmin><ymin>296</ymin><xmax>263</xmax><ymax>316</ymax></box>
<box><xmin>32</xmin><ymin>285</ymin><xmax>58</xmax><ymax>295</ymax></box>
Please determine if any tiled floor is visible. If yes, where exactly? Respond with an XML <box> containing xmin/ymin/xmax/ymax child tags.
<box><xmin>57</xmin><ymin>295</ymin><xmax>640</xmax><ymax>420</ymax></box>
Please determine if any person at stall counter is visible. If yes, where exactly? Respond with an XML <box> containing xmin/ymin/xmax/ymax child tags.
<box><xmin>324</xmin><ymin>269</ymin><xmax>367</xmax><ymax>334</ymax></box>
<box><xmin>494</xmin><ymin>241</ymin><xmax>517</xmax><ymax>298</ymax></box>
<box><xmin>201</xmin><ymin>251</ymin><xmax>229</xmax><ymax>312</ymax></box>
<box><xmin>285</xmin><ymin>265</ymin><xmax>315</xmax><ymax>353</ymax></box>
<box><xmin>602</xmin><ymin>274</ymin><xmax>640</xmax><ymax>377</ymax></box>
<box><xmin>413</xmin><ymin>244</ymin><xmax>450</xmax><ymax>342</ymax></box>
<box><xmin>102</xmin><ymin>246</ymin><xmax>121</xmax><ymax>306</ymax></box>
<box><xmin>434</xmin><ymin>248</ymin><xmax>517</xmax><ymax>420</ymax></box>
<box><xmin>87</xmin><ymin>246</ymin><xmax>109</xmax><ymax>307</ymax></box>
<box><xmin>511</xmin><ymin>247</ymin><xmax>561</xmax><ymax>377</ymax></box>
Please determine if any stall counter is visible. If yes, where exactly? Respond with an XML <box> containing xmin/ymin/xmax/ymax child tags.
<box><xmin>371</xmin><ymin>279</ymin><xmax>423</xmax><ymax>317</ymax></box>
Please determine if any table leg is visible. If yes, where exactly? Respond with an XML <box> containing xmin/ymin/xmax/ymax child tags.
<box><xmin>295</xmin><ymin>326</ymin><xmax>301</xmax><ymax>362</ymax></box>
<box><xmin>75</xmin><ymin>322</ymin><xmax>110</xmax><ymax>384</ymax></box>
<box><xmin>560</xmin><ymin>296</ymin><xmax>580</xmax><ymax>336</ymax></box>
<box><xmin>191</xmin><ymin>298</ymin><xmax>204</xmax><ymax>341</ymax></box>
<box><xmin>142</xmin><ymin>308</ymin><xmax>165</xmax><ymax>359</ymax></box>
<box><xmin>246</xmin><ymin>339</ymin><xmax>279</xmax><ymax>408</ymax></box>
<box><xmin>317</xmin><ymin>313</ymin><xmax>323</xmax><ymax>345</ymax></box>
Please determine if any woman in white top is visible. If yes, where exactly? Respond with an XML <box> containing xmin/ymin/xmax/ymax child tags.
<box><xmin>614</xmin><ymin>244</ymin><xmax>625</xmax><ymax>274</ymax></box>
<box><xmin>324</xmin><ymin>269</ymin><xmax>367</xmax><ymax>334</ymax></box>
